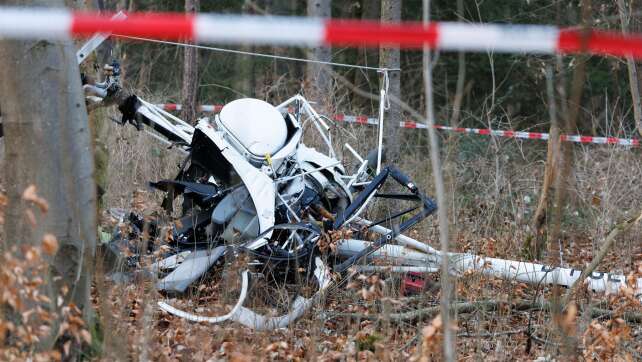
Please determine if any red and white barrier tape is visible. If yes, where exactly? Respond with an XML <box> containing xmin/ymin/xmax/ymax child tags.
<box><xmin>158</xmin><ymin>104</ymin><xmax>381</xmax><ymax>125</ymax></box>
<box><xmin>429</xmin><ymin>124</ymin><xmax>640</xmax><ymax>147</ymax></box>
<box><xmin>2</xmin><ymin>8</ymin><xmax>642</xmax><ymax>58</ymax></box>
<box><xmin>156</xmin><ymin>103</ymin><xmax>639</xmax><ymax>147</ymax></box>
<box><xmin>333</xmin><ymin>113</ymin><xmax>379</xmax><ymax>126</ymax></box>
<box><xmin>156</xmin><ymin>103</ymin><xmax>223</xmax><ymax>113</ymax></box>
<box><xmin>394</xmin><ymin>121</ymin><xmax>638</xmax><ymax>147</ymax></box>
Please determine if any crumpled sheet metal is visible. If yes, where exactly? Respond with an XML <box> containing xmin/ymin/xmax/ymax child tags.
<box><xmin>155</xmin><ymin>246</ymin><xmax>226</xmax><ymax>293</ymax></box>
<box><xmin>158</xmin><ymin>257</ymin><xmax>332</xmax><ymax>330</ymax></box>
<box><xmin>340</xmin><ymin>224</ymin><xmax>642</xmax><ymax>299</ymax></box>
<box><xmin>336</xmin><ymin>239</ymin><xmax>431</xmax><ymax>266</ymax></box>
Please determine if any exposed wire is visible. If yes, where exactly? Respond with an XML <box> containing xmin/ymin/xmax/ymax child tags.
<box><xmin>379</xmin><ymin>69</ymin><xmax>391</xmax><ymax>110</ymax></box>
<box><xmin>114</xmin><ymin>35</ymin><xmax>401</xmax><ymax>72</ymax></box>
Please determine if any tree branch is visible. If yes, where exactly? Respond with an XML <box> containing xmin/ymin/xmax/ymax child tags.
<box><xmin>324</xmin><ymin>299</ymin><xmax>642</xmax><ymax>324</ymax></box>
<box><xmin>562</xmin><ymin>210</ymin><xmax>642</xmax><ymax>305</ymax></box>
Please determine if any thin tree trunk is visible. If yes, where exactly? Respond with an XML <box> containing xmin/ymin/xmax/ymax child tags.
<box><xmin>547</xmin><ymin>1</ymin><xmax>591</xmax><ymax>354</ymax></box>
<box><xmin>530</xmin><ymin>65</ymin><xmax>560</xmax><ymax>258</ymax></box>
<box><xmin>449</xmin><ymin>0</ymin><xmax>466</xmax><ymax>128</ymax></box>
<box><xmin>92</xmin><ymin>0</ymin><xmax>113</xmax><ymax>66</ymax></box>
<box><xmin>235</xmin><ymin>2</ymin><xmax>254</xmax><ymax>97</ymax></box>
<box><xmin>380</xmin><ymin>0</ymin><xmax>401</xmax><ymax>162</ymax></box>
<box><xmin>548</xmin><ymin>0</ymin><xmax>591</xmax><ymax>264</ymax></box>
<box><xmin>181</xmin><ymin>0</ymin><xmax>199</xmax><ymax>123</ymax></box>
<box><xmin>618</xmin><ymin>0</ymin><xmax>642</xmax><ymax>137</ymax></box>
<box><xmin>352</xmin><ymin>0</ymin><xmax>380</xmax><ymax>111</ymax></box>
<box><xmin>0</xmin><ymin>106</ymin><xmax>3</xmax><ymax>186</ymax></box>
<box><xmin>423</xmin><ymin>1</ymin><xmax>454</xmax><ymax>361</ymax></box>
<box><xmin>306</xmin><ymin>0</ymin><xmax>332</xmax><ymax>107</ymax></box>
<box><xmin>114</xmin><ymin>0</ymin><xmax>135</xmax><ymax>84</ymax></box>
<box><xmin>0</xmin><ymin>0</ymin><xmax>97</xmax><ymax>352</ymax></box>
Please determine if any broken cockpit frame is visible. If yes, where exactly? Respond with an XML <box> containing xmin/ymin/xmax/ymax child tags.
<box><xmin>108</xmin><ymin>90</ymin><xmax>439</xmax><ymax>330</ymax></box>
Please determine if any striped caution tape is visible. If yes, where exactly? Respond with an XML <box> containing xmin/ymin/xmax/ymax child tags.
<box><xmin>156</xmin><ymin>103</ymin><xmax>639</xmax><ymax>147</ymax></box>
<box><xmin>401</xmin><ymin>122</ymin><xmax>639</xmax><ymax>147</ymax></box>
<box><xmin>156</xmin><ymin>103</ymin><xmax>223</xmax><ymax>112</ymax></box>
<box><xmin>2</xmin><ymin>7</ymin><xmax>642</xmax><ymax>58</ymax></box>
<box><xmin>157</xmin><ymin>104</ymin><xmax>381</xmax><ymax>125</ymax></box>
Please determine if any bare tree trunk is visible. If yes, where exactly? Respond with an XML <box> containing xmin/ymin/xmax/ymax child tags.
<box><xmin>0</xmin><ymin>106</ymin><xmax>3</xmax><ymax>186</ymax></box>
<box><xmin>548</xmin><ymin>0</ymin><xmax>591</xmax><ymax>265</ymax></box>
<box><xmin>530</xmin><ymin>65</ymin><xmax>560</xmax><ymax>258</ymax></box>
<box><xmin>618</xmin><ymin>0</ymin><xmax>642</xmax><ymax>137</ymax></box>
<box><xmin>449</xmin><ymin>0</ymin><xmax>465</xmax><ymax>128</ymax></box>
<box><xmin>352</xmin><ymin>0</ymin><xmax>380</xmax><ymax>110</ymax></box>
<box><xmin>306</xmin><ymin>0</ymin><xmax>332</xmax><ymax>106</ymax></box>
<box><xmin>235</xmin><ymin>50</ymin><xmax>254</xmax><ymax>97</ymax></box>
<box><xmin>0</xmin><ymin>0</ymin><xmax>97</xmax><ymax>351</ymax></box>
<box><xmin>89</xmin><ymin>0</ymin><xmax>113</xmax><ymax>66</ymax></box>
<box><xmin>114</xmin><ymin>0</ymin><xmax>135</xmax><ymax>84</ymax></box>
<box><xmin>235</xmin><ymin>2</ymin><xmax>254</xmax><ymax>97</ymax></box>
<box><xmin>75</xmin><ymin>0</ymin><xmax>111</xmax><ymax>209</ymax></box>
<box><xmin>181</xmin><ymin>0</ymin><xmax>200</xmax><ymax>123</ymax></box>
<box><xmin>380</xmin><ymin>0</ymin><xmax>401</xmax><ymax>162</ymax></box>
<box><xmin>546</xmin><ymin>2</ymin><xmax>591</xmax><ymax>354</ymax></box>
<box><xmin>423</xmin><ymin>1</ymin><xmax>454</xmax><ymax>360</ymax></box>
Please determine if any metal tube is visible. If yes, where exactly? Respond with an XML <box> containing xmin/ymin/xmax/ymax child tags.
<box><xmin>376</xmin><ymin>88</ymin><xmax>385</xmax><ymax>174</ymax></box>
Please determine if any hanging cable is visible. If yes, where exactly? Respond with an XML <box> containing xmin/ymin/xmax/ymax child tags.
<box><xmin>375</xmin><ymin>70</ymin><xmax>388</xmax><ymax>174</ymax></box>
<box><xmin>378</xmin><ymin>69</ymin><xmax>391</xmax><ymax>110</ymax></box>
<box><xmin>114</xmin><ymin>35</ymin><xmax>401</xmax><ymax>72</ymax></box>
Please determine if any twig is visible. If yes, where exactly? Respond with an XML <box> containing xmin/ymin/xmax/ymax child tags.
<box><xmin>528</xmin><ymin>333</ymin><xmax>560</xmax><ymax>347</ymax></box>
<box><xmin>400</xmin><ymin>334</ymin><xmax>419</xmax><ymax>353</ymax></box>
<box><xmin>324</xmin><ymin>300</ymin><xmax>642</xmax><ymax>324</ymax></box>
<box><xmin>332</xmin><ymin>71</ymin><xmax>426</xmax><ymax>125</ymax></box>
<box><xmin>325</xmin><ymin>300</ymin><xmax>533</xmax><ymax>322</ymax></box>
<box><xmin>561</xmin><ymin>210</ymin><xmax>642</xmax><ymax>305</ymax></box>
<box><xmin>457</xmin><ymin>329</ymin><xmax>526</xmax><ymax>338</ymax></box>
<box><xmin>589</xmin><ymin>306</ymin><xmax>642</xmax><ymax>323</ymax></box>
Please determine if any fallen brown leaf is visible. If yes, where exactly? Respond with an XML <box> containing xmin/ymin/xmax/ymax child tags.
<box><xmin>42</xmin><ymin>234</ymin><xmax>59</xmax><ymax>256</ymax></box>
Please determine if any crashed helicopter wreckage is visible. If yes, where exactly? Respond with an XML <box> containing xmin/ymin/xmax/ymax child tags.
<box><xmin>3</xmin><ymin>27</ymin><xmax>639</xmax><ymax>331</ymax></box>
<box><xmin>108</xmin><ymin>91</ymin><xmax>440</xmax><ymax>330</ymax></box>
<box><xmin>101</xmin><ymin>90</ymin><xmax>642</xmax><ymax>330</ymax></box>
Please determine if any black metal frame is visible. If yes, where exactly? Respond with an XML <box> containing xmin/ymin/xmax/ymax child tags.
<box><xmin>332</xmin><ymin>165</ymin><xmax>437</xmax><ymax>273</ymax></box>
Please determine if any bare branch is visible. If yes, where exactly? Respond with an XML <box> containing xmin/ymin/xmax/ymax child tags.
<box><xmin>562</xmin><ymin>210</ymin><xmax>642</xmax><ymax>305</ymax></box>
<box><xmin>325</xmin><ymin>300</ymin><xmax>642</xmax><ymax>324</ymax></box>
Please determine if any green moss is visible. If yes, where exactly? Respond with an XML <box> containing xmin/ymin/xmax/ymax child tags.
<box><xmin>356</xmin><ymin>333</ymin><xmax>382</xmax><ymax>352</ymax></box>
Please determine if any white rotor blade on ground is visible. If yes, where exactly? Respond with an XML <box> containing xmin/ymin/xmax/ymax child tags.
<box><xmin>345</xmin><ymin>221</ymin><xmax>642</xmax><ymax>299</ymax></box>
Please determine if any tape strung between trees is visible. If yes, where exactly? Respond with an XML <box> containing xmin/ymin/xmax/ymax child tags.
<box><xmin>2</xmin><ymin>7</ymin><xmax>642</xmax><ymax>58</ymax></box>
<box><xmin>154</xmin><ymin>103</ymin><xmax>641</xmax><ymax>147</ymax></box>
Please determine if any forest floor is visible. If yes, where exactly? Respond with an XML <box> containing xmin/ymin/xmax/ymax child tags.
<box><xmin>93</xmin><ymin>231</ymin><xmax>642</xmax><ymax>361</ymax></box>
<box><xmin>88</xmin><ymin>120</ymin><xmax>642</xmax><ymax>361</ymax></box>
